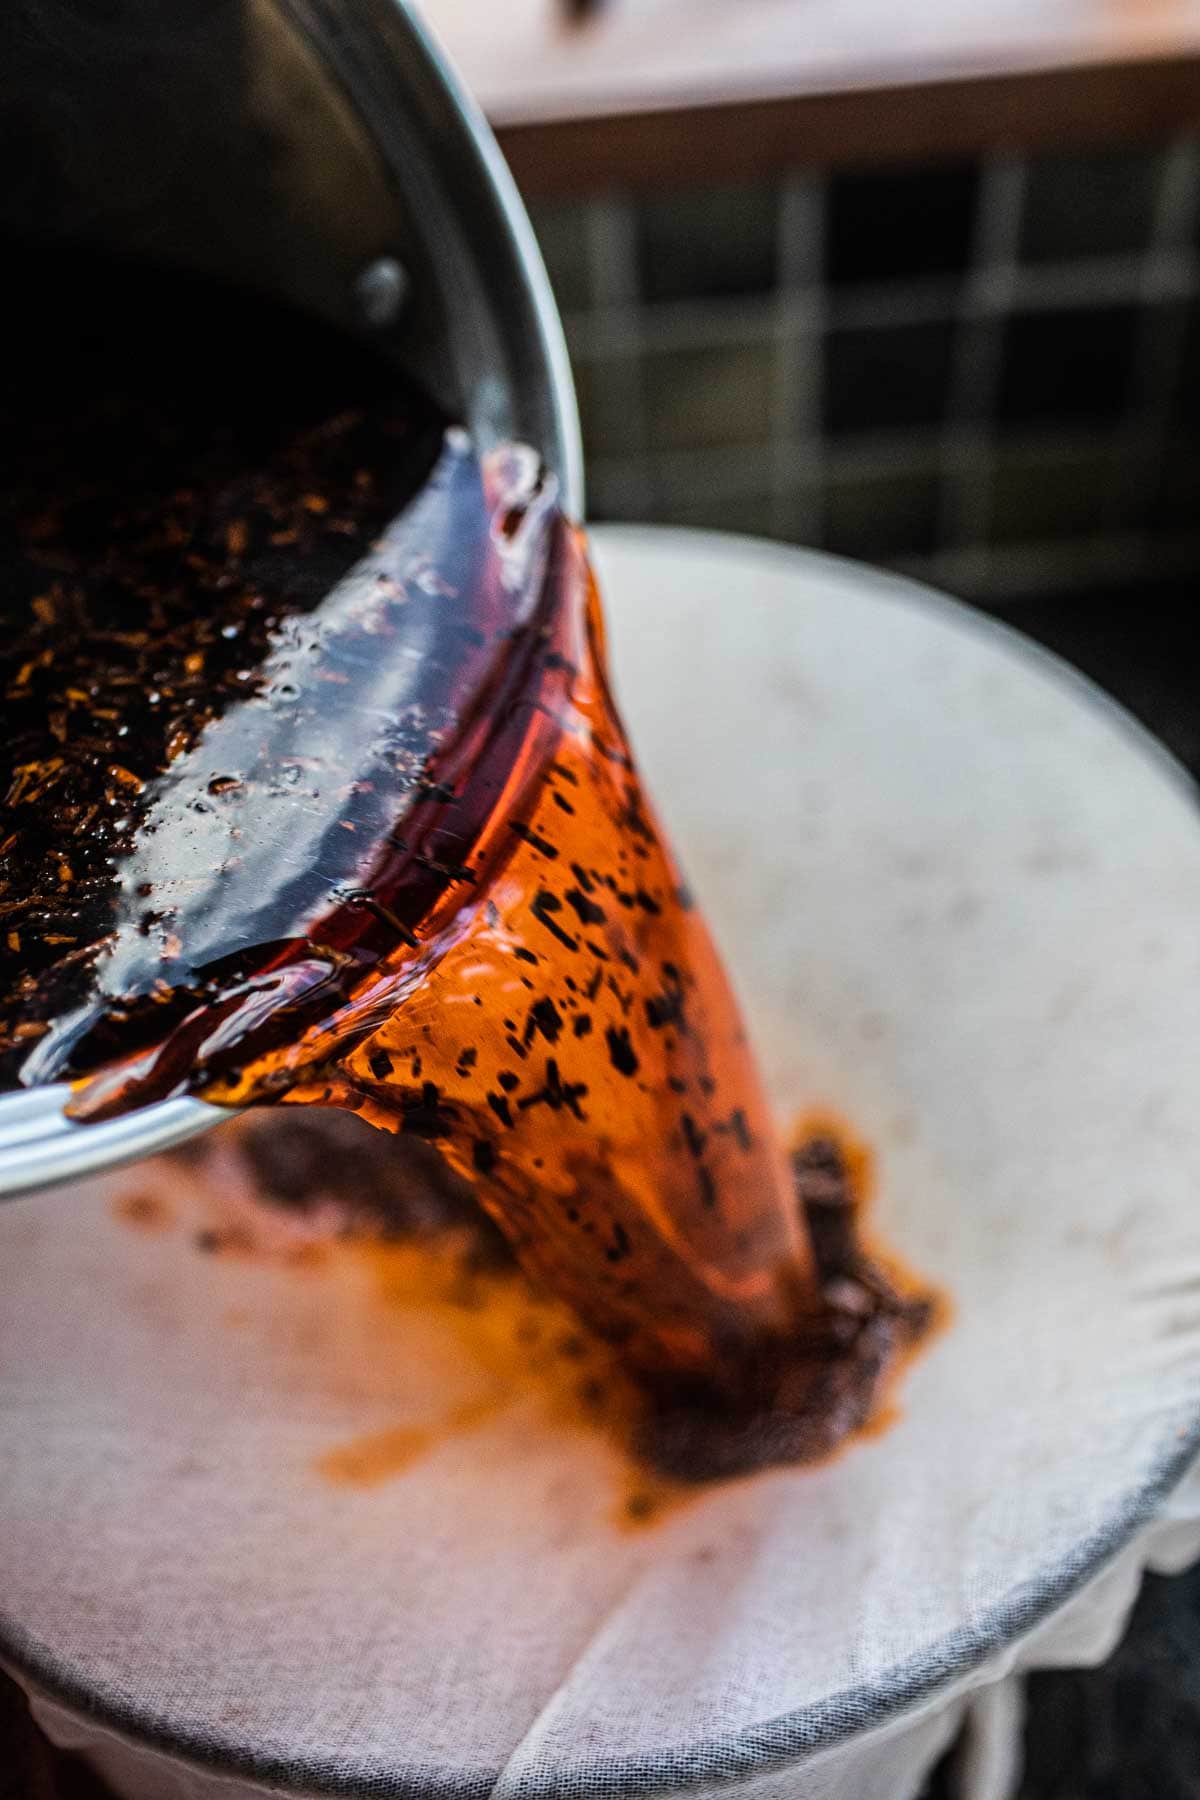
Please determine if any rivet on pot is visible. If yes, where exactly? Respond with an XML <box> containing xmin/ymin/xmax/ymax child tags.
<box><xmin>354</xmin><ymin>256</ymin><xmax>410</xmax><ymax>328</ymax></box>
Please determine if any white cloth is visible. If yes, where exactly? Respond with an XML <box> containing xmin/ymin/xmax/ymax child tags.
<box><xmin>5</xmin><ymin>531</ymin><xmax>1200</xmax><ymax>1799</ymax></box>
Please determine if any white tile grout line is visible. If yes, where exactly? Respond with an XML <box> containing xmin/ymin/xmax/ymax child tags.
<box><xmin>895</xmin><ymin>528</ymin><xmax>1200</xmax><ymax>604</ymax></box>
<box><xmin>582</xmin><ymin>195</ymin><xmax>652</xmax><ymax>515</ymax></box>
<box><xmin>561</xmin><ymin>253</ymin><xmax>1199</xmax><ymax>362</ymax></box>
<box><xmin>937</xmin><ymin>155</ymin><xmax>1027</xmax><ymax>561</ymax></box>
<box><xmin>1120</xmin><ymin>140</ymin><xmax>1200</xmax><ymax>531</ymax></box>
<box><xmin>586</xmin><ymin>423</ymin><xmax>1173</xmax><ymax>510</ymax></box>
<box><xmin>558</xmin><ymin>150</ymin><xmax>1199</xmax><ymax>584</ymax></box>
<box><xmin>772</xmin><ymin>173</ymin><xmax>825</xmax><ymax>541</ymax></box>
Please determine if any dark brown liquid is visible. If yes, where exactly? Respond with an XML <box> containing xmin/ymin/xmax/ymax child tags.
<box><xmin>1</xmin><ymin>255</ymin><xmax>931</xmax><ymax>1462</ymax></box>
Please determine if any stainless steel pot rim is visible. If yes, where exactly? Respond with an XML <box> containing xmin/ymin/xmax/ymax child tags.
<box><xmin>0</xmin><ymin>0</ymin><xmax>582</xmax><ymax>1199</ymax></box>
<box><xmin>0</xmin><ymin>1085</ymin><xmax>223</xmax><ymax>1199</ymax></box>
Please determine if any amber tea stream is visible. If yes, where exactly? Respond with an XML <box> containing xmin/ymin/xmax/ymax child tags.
<box><xmin>0</xmin><ymin>253</ymin><xmax>932</xmax><ymax>1476</ymax></box>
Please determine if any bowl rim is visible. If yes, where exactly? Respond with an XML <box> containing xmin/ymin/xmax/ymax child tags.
<box><xmin>4</xmin><ymin>527</ymin><xmax>1200</xmax><ymax>1796</ymax></box>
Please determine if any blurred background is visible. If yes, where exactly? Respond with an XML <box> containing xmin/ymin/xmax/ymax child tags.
<box><xmin>428</xmin><ymin>0</ymin><xmax>1200</xmax><ymax>782</ymax></box>
<box><xmin>420</xmin><ymin>4</ymin><xmax>1200</xmax><ymax>1794</ymax></box>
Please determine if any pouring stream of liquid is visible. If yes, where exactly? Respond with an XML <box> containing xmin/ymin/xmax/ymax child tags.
<box><xmin>1</xmin><ymin>259</ymin><xmax>928</xmax><ymax>1445</ymax></box>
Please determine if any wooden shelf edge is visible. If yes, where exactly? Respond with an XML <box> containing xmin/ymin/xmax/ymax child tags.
<box><xmin>496</xmin><ymin>55</ymin><xmax>1200</xmax><ymax>196</ymax></box>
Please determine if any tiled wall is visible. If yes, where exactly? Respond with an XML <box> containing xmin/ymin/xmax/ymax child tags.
<box><xmin>527</xmin><ymin>143</ymin><xmax>1200</xmax><ymax>606</ymax></box>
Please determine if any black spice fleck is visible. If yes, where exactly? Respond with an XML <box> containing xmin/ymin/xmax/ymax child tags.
<box><xmin>605</xmin><ymin>1024</ymin><xmax>639</xmax><ymax>1077</ymax></box>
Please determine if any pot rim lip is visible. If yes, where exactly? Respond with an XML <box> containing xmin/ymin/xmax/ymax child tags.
<box><xmin>0</xmin><ymin>0</ymin><xmax>583</xmax><ymax>1204</ymax></box>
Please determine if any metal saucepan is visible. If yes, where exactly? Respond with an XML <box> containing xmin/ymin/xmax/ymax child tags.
<box><xmin>0</xmin><ymin>0</ymin><xmax>581</xmax><ymax>1197</ymax></box>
